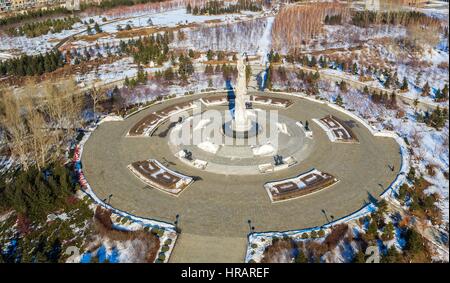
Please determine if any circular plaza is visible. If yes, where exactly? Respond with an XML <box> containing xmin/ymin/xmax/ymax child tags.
<box><xmin>82</xmin><ymin>90</ymin><xmax>401</xmax><ymax>260</ymax></box>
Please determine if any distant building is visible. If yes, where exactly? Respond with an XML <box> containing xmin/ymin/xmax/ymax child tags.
<box><xmin>365</xmin><ymin>0</ymin><xmax>429</xmax><ymax>10</ymax></box>
<box><xmin>0</xmin><ymin>0</ymin><xmax>100</xmax><ymax>14</ymax></box>
<box><xmin>66</xmin><ymin>0</ymin><xmax>80</xmax><ymax>10</ymax></box>
<box><xmin>0</xmin><ymin>0</ymin><xmax>12</xmax><ymax>12</ymax></box>
<box><xmin>364</xmin><ymin>0</ymin><xmax>380</xmax><ymax>11</ymax></box>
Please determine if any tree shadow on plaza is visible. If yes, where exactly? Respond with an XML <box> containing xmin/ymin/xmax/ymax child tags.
<box><xmin>343</xmin><ymin>119</ymin><xmax>358</xmax><ymax>129</ymax></box>
<box><xmin>367</xmin><ymin>191</ymin><xmax>380</xmax><ymax>205</ymax></box>
<box><xmin>158</xmin><ymin>121</ymin><xmax>178</xmax><ymax>138</ymax></box>
<box><xmin>226</xmin><ymin>79</ymin><xmax>236</xmax><ymax>119</ymax></box>
<box><xmin>192</xmin><ymin>176</ymin><xmax>203</xmax><ymax>182</ymax></box>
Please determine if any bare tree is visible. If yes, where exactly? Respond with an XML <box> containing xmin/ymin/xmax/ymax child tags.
<box><xmin>88</xmin><ymin>86</ymin><xmax>105</xmax><ymax>121</ymax></box>
<box><xmin>44</xmin><ymin>79</ymin><xmax>83</xmax><ymax>140</ymax></box>
<box><xmin>23</xmin><ymin>94</ymin><xmax>50</xmax><ymax>171</ymax></box>
<box><xmin>0</xmin><ymin>91</ymin><xmax>31</xmax><ymax>171</ymax></box>
<box><xmin>0</xmin><ymin>78</ymin><xmax>84</xmax><ymax>171</ymax></box>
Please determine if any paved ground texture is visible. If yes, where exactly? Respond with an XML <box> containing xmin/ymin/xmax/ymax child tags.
<box><xmin>82</xmin><ymin>91</ymin><xmax>401</xmax><ymax>262</ymax></box>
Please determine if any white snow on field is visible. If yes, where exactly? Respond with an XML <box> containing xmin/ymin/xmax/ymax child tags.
<box><xmin>0</xmin><ymin>22</ymin><xmax>87</xmax><ymax>56</ymax></box>
<box><xmin>182</xmin><ymin>16</ymin><xmax>268</xmax><ymax>54</ymax></box>
<box><xmin>101</xmin><ymin>8</ymin><xmax>243</xmax><ymax>33</ymax></box>
<box><xmin>318</xmin><ymin>81</ymin><xmax>449</xmax><ymax>226</ymax></box>
<box><xmin>257</xmin><ymin>16</ymin><xmax>274</xmax><ymax>65</ymax></box>
<box><xmin>76</xmin><ymin>57</ymin><xmax>138</xmax><ymax>87</ymax></box>
<box><xmin>391</xmin><ymin>115</ymin><xmax>449</xmax><ymax>223</ymax></box>
<box><xmin>396</xmin><ymin>47</ymin><xmax>449</xmax><ymax>106</ymax></box>
<box><xmin>0</xmin><ymin>7</ymin><xmax>263</xmax><ymax>57</ymax></box>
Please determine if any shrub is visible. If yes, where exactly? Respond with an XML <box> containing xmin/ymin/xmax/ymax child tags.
<box><xmin>158</xmin><ymin>252</ymin><xmax>166</xmax><ymax>261</ymax></box>
<box><xmin>318</xmin><ymin>230</ymin><xmax>326</xmax><ymax>237</ymax></box>
<box><xmin>323</xmin><ymin>224</ymin><xmax>348</xmax><ymax>250</ymax></box>
<box><xmin>152</xmin><ymin>228</ymin><xmax>164</xmax><ymax>238</ymax></box>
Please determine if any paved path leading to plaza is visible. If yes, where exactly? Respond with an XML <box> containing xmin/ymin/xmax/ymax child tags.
<box><xmin>170</xmin><ymin>234</ymin><xmax>248</xmax><ymax>263</ymax></box>
<box><xmin>81</xmin><ymin>92</ymin><xmax>401</xmax><ymax>262</ymax></box>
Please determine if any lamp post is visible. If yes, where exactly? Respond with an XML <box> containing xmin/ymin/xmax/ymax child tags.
<box><xmin>108</xmin><ymin>194</ymin><xmax>113</xmax><ymax>204</ymax></box>
<box><xmin>175</xmin><ymin>214</ymin><xmax>180</xmax><ymax>233</ymax></box>
<box><xmin>247</xmin><ymin>219</ymin><xmax>252</xmax><ymax>233</ymax></box>
<box><xmin>321</xmin><ymin>209</ymin><xmax>330</xmax><ymax>223</ymax></box>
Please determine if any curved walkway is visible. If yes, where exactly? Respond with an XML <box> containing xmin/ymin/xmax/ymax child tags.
<box><xmin>81</xmin><ymin>91</ymin><xmax>401</xmax><ymax>262</ymax></box>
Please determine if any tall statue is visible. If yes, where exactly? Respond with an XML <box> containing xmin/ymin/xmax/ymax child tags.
<box><xmin>233</xmin><ymin>54</ymin><xmax>251</xmax><ymax>132</ymax></box>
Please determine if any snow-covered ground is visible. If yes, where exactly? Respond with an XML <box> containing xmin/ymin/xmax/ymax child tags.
<box><xmin>179</xmin><ymin>16</ymin><xmax>269</xmax><ymax>54</ymax></box>
<box><xmin>319</xmin><ymin>83</ymin><xmax>449</xmax><ymax>226</ymax></box>
<box><xmin>257</xmin><ymin>16</ymin><xmax>274</xmax><ymax>65</ymax></box>
<box><xmin>75</xmin><ymin>57</ymin><xmax>138</xmax><ymax>87</ymax></box>
<box><xmin>0</xmin><ymin>7</ymin><xmax>263</xmax><ymax>57</ymax></box>
<box><xmin>396</xmin><ymin>48</ymin><xmax>449</xmax><ymax>105</ymax></box>
<box><xmin>0</xmin><ymin>22</ymin><xmax>86</xmax><ymax>56</ymax></box>
<box><xmin>101</xmin><ymin>8</ymin><xmax>244</xmax><ymax>33</ymax></box>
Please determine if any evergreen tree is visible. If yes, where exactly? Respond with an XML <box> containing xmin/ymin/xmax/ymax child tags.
<box><xmin>338</xmin><ymin>81</ymin><xmax>348</xmax><ymax>93</ymax></box>
<box><xmin>421</xmin><ymin>82</ymin><xmax>431</xmax><ymax>97</ymax></box>
<box><xmin>367</xmin><ymin>219</ymin><xmax>378</xmax><ymax>239</ymax></box>
<box><xmin>206</xmin><ymin>49</ymin><xmax>214</xmax><ymax>61</ymax></box>
<box><xmin>352</xmin><ymin>251</ymin><xmax>366</xmax><ymax>263</ymax></box>
<box><xmin>308</xmin><ymin>55</ymin><xmax>317</xmax><ymax>67</ymax></box>
<box><xmin>381</xmin><ymin>246</ymin><xmax>402</xmax><ymax>263</ymax></box>
<box><xmin>400</xmin><ymin>77</ymin><xmax>409</xmax><ymax>91</ymax></box>
<box><xmin>363</xmin><ymin>85</ymin><xmax>369</xmax><ymax>95</ymax></box>
<box><xmin>265</xmin><ymin>64</ymin><xmax>273</xmax><ymax>90</ymax></box>
<box><xmin>442</xmin><ymin>84</ymin><xmax>449</xmax><ymax>98</ymax></box>
<box><xmin>94</xmin><ymin>22</ymin><xmax>102</xmax><ymax>33</ymax></box>
<box><xmin>381</xmin><ymin>222</ymin><xmax>395</xmax><ymax>241</ymax></box>
<box><xmin>405</xmin><ymin>228</ymin><xmax>425</xmax><ymax>254</ymax></box>
<box><xmin>335</xmin><ymin>94</ymin><xmax>344</xmax><ymax>106</ymax></box>
<box><xmin>352</xmin><ymin>63</ymin><xmax>358</xmax><ymax>75</ymax></box>
<box><xmin>188</xmin><ymin>49</ymin><xmax>195</xmax><ymax>58</ymax></box>
<box><xmin>295</xmin><ymin>251</ymin><xmax>308</xmax><ymax>263</ymax></box>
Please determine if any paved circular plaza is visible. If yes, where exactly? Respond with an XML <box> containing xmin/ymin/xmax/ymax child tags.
<box><xmin>82</xmin><ymin>91</ymin><xmax>401</xmax><ymax>261</ymax></box>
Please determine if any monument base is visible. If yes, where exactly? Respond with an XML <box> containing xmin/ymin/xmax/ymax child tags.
<box><xmin>222</xmin><ymin>120</ymin><xmax>260</xmax><ymax>139</ymax></box>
